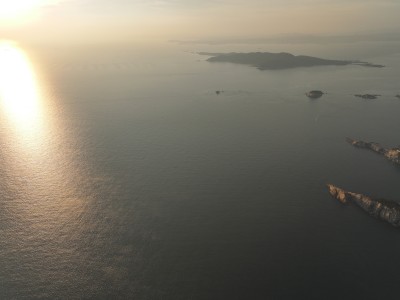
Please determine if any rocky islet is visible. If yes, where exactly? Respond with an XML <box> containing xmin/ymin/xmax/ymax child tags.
<box><xmin>328</xmin><ymin>139</ymin><xmax>400</xmax><ymax>227</ymax></box>
<box><xmin>327</xmin><ymin>184</ymin><xmax>400</xmax><ymax>227</ymax></box>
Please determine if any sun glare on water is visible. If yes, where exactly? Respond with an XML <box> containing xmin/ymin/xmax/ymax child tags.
<box><xmin>0</xmin><ymin>41</ymin><xmax>44</xmax><ymax>138</ymax></box>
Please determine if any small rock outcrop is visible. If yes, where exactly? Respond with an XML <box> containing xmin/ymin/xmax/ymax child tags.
<box><xmin>306</xmin><ymin>90</ymin><xmax>324</xmax><ymax>99</ymax></box>
<box><xmin>396</xmin><ymin>95</ymin><xmax>400</xmax><ymax>99</ymax></box>
<box><xmin>354</xmin><ymin>94</ymin><xmax>381</xmax><ymax>100</ymax></box>
<box><xmin>327</xmin><ymin>184</ymin><xmax>348</xmax><ymax>203</ymax></box>
<box><xmin>346</xmin><ymin>138</ymin><xmax>400</xmax><ymax>165</ymax></box>
<box><xmin>328</xmin><ymin>139</ymin><xmax>400</xmax><ymax>228</ymax></box>
<box><xmin>327</xmin><ymin>184</ymin><xmax>400</xmax><ymax>227</ymax></box>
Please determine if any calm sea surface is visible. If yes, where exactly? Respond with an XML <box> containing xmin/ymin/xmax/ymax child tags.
<box><xmin>1</xmin><ymin>40</ymin><xmax>400</xmax><ymax>299</ymax></box>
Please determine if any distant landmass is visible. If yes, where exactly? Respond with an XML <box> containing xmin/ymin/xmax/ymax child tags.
<box><xmin>199</xmin><ymin>52</ymin><xmax>384</xmax><ymax>70</ymax></box>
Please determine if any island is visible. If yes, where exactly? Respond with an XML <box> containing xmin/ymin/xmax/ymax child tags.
<box><xmin>199</xmin><ymin>52</ymin><xmax>384</xmax><ymax>70</ymax></box>
<box><xmin>327</xmin><ymin>184</ymin><xmax>400</xmax><ymax>227</ymax></box>
<box><xmin>354</xmin><ymin>94</ymin><xmax>381</xmax><ymax>100</ymax></box>
<box><xmin>306</xmin><ymin>90</ymin><xmax>324</xmax><ymax>99</ymax></box>
<box><xmin>346</xmin><ymin>138</ymin><xmax>400</xmax><ymax>165</ymax></box>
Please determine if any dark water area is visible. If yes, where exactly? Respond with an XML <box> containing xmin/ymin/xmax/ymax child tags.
<box><xmin>1</xmin><ymin>40</ymin><xmax>400</xmax><ymax>299</ymax></box>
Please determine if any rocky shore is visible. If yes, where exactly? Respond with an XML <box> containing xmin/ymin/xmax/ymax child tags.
<box><xmin>327</xmin><ymin>184</ymin><xmax>400</xmax><ymax>227</ymax></box>
<box><xmin>346</xmin><ymin>138</ymin><xmax>400</xmax><ymax>165</ymax></box>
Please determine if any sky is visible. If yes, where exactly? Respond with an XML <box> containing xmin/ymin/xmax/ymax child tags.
<box><xmin>1</xmin><ymin>0</ymin><xmax>400</xmax><ymax>44</ymax></box>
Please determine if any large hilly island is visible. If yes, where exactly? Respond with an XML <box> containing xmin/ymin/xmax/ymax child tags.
<box><xmin>199</xmin><ymin>52</ymin><xmax>384</xmax><ymax>70</ymax></box>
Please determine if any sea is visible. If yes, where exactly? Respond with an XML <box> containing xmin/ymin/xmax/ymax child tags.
<box><xmin>0</xmin><ymin>39</ymin><xmax>400</xmax><ymax>299</ymax></box>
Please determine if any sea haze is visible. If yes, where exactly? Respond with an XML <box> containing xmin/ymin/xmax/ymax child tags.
<box><xmin>1</xmin><ymin>40</ymin><xmax>400</xmax><ymax>299</ymax></box>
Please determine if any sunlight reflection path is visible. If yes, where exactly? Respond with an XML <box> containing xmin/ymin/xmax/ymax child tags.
<box><xmin>0</xmin><ymin>40</ymin><xmax>92</xmax><ymax>227</ymax></box>
<box><xmin>0</xmin><ymin>41</ymin><xmax>45</xmax><ymax>146</ymax></box>
<box><xmin>0</xmin><ymin>42</ymin><xmax>121</xmax><ymax>298</ymax></box>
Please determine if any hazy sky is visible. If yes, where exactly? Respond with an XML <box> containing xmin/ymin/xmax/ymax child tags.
<box><xmin>1</xmin><ymin>0</ymin><xmax>400</xmax><ymax>43</ymax></box>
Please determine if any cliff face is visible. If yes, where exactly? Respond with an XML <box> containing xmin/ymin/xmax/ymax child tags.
<box><xmin>346</xmin><ymin>138</ymin><xmax>400</xmax><ymax>165</ymax></box>
<box><xmin>327</xmin><ymin>184</ymin><xmax>400</xmax><ymax>227</ymax></box>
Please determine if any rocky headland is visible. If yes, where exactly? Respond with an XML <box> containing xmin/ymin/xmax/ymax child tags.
<box><xmin>199</xmin><ymin>52</ymin><xmax>384</xmax><ymax>70</ymax></box>
<box><xmin>346</xmin><ymin>138</ymin><xmax>400</xmax><ymax>165</ymax></box>
<box><xmin>327</xmin><ymin>184</ymin><xmax>400</xmax><ymax>227</ymax></box>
